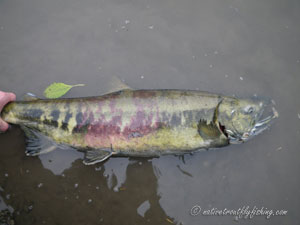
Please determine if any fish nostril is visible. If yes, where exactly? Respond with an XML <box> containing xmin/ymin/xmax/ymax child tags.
<box><xmin>243</xmin><ymin>133</ymin><xmax>249</xmax><ymax>138</ymax></box>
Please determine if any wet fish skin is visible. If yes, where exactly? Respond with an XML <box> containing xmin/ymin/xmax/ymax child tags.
<box><xmin>1</xmin><ymin>89</ymin><xmax>274</xmax><ymax>164</ymax></box>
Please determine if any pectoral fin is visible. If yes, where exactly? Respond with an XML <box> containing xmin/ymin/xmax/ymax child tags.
<box><xmin>197</xmin><ymin>99</ymin><xmax>229</xmax><ymax>148</ymax></box>
<box><xmin>198</xmin><ymin>119</ymin><xmax>222</xmax><ymax>140</ymax></box>
<box><xmin>197</xmin><ymin>120</ymin><xmax>229</xmax><ymax>147</ymax></box>
<box><xmin>83</xmin><ymin>149</ymin><xmax>112</xmax><ymax>165</ymax></box>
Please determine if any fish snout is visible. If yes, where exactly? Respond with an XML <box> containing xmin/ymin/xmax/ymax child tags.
<box><xmin>249</xmin><ymin>100</ymin><xmax>278</xmax><ymax>138</ymax></box>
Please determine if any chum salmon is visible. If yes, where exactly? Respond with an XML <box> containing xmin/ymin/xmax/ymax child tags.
<box><xmin>1</xmin><ymin>89</ymin><xmax>278</xmax><ymax>165</ymax></box>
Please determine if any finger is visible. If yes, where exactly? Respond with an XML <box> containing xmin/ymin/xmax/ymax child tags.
<box><xmin>0</xmin><ymin>119</ymin><xmax>9</xmax><ymax>132</ymax></box>
<box><xmin>0</xmin><ymin>92</ymin><xmax>16</xmax><ymax>109</ymax></box>
<box><xmin>7</xmin><ymin>92</ymin><xmax>16</xmax><ymax>101</ymax></box>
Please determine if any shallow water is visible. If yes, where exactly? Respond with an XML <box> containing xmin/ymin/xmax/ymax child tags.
<box><xmin>0</xmin><ymin>0</ymin><xmax>299</xmax><ymax>224</ymax></box>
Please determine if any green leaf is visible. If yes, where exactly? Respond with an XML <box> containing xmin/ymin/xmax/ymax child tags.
<box><xmin>44</xmin><ymin>82</ymin><xmax>85</xmax><ymax>99</ymax></box>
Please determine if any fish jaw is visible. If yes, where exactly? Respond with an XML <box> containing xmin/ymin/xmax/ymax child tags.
<box><xmin>241</xmin><ymin>106</ymin><xmax>278</xmax><ymax>141</ymax></box>
<box><xmin>228</xmin><ymin>101</ymin><xmax>278</xmax><ymax>144</ymax></box>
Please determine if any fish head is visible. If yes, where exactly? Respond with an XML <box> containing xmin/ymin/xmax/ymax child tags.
<box><xmin>218</xmin><ymin>97</ymin><xmax>278</xmax><ymax>144</ymax></box>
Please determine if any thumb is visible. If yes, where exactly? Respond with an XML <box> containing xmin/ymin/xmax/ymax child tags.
<box><xmin>0</xmin><ymin>92</ymin><xmax>16</xmax><ymax>109</ymax></box>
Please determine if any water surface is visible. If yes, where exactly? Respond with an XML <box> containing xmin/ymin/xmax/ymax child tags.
<box><xmin>0</xmin><ymin>0</ymin><xmax>299</xmax><ymax>224</ymax></box>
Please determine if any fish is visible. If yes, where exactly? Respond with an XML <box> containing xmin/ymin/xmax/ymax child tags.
<box><xmin>1</xmin><ymin>88</ymin><xmax>278</xmax><ymax>165</ymax></box>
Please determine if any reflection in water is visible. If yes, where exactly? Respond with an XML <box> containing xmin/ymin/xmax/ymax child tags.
<box><xmin>137</xmin><ymin>200</ymin><xmax>151</xmax><ymax>217</ymax></box>
<box><xmin>0</xmin><ymin>193</ymin><xmax>14</xmax><ymax>216</ymax></box>
<box><xmin>37</xmin><ymin>144</ymin><xmax>132</xmax><ymax>193</ymax></box>
<box><xmin>152</xmin><ymin>155</ymin><xmax>198</xmax><ymax>224</ymax></box>
<box><xmin>40</xmin><ymin>148</ymin><xmax>132</xmax><ymax>192</ymax></box>
<box><xmin>39</xmin><ymin>148</ymin><xmax>83</xmax><ymax>175</ymax></box>
<box><xmin>0</xmin><ymin>190</ymin><xmax>15</xmax><ymax>224</ymax></box>
<box><xmin>103</xmin><ymin>158</ymin><xmax>131</xmax><ymax>192</ymax></box>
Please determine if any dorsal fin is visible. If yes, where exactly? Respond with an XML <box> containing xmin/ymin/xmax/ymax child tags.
<box><xmin>105</xmin><ymin>76</ymin><xmax>133</xmax><ymax>94</ymax></box>
<box><xmin>22</xmin><ymin>93</ymin><xmax>39</xmax><ymax>101</ymax></box>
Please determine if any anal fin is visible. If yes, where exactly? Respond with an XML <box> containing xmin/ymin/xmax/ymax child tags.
<box><xmin>83</xmin><ymin>149</ymin><xmax>112</xmax><ymax>165</ymax></box>
<box><xmin>21</xmin><ymin>126</ymin><xmax>57</xmax><ymax>156</ymax></box>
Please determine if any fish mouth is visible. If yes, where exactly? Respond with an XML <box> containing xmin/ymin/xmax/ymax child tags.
<box><xmin>226</xmin><ymin>128</ymin><xmax>243</xmax><ymax>144</ymax></box>
<box><xmin>242</xmin><ymin>105</ymin><xmax>278</xmax><ymax>142</ymax></box>
<box><xmin>226</xmin><ymin>101</ymin><xmax>279</xmax><ymax>144</ymax></box>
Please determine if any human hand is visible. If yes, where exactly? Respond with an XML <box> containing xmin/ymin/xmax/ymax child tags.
<box><xmin>0</xmin><ymin>91</ymin><xmax>16</xmax><ymax>132</ymax></box>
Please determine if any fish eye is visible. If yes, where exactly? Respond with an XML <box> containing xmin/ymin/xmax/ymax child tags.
<box><xmin>244</xmin><ymin>106</ymin><xmax>254</xmax><ymax>114</ymax></box>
